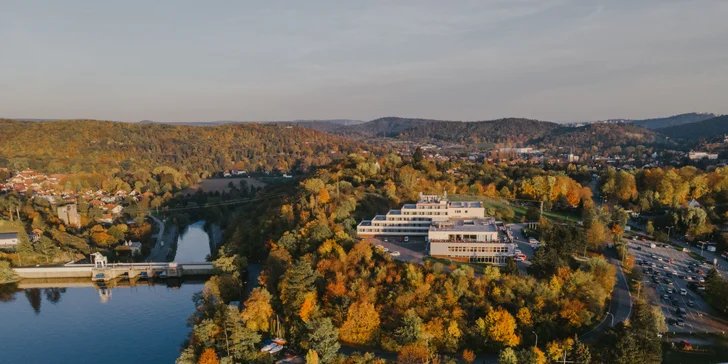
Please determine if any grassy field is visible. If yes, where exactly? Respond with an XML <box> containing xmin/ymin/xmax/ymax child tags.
<box><xmin>180</xmin><ymin>177</ymin><xmax>268</xmax><ymax>194</ymax></box>
<box><xmin>423</xmin><ymin>256</ymin><xmax>488</xmax><ymax>272</ymax></box>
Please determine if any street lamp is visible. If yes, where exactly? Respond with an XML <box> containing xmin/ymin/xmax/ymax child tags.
<box><xmin>532</xmin><ymin>331</ymin><xmax>538</xmax><ymax>348</ymax></box>
<box><xmin>606</xmin><ymin>312</ymin><xmax>615</xmax><ymax>327</ymax></box>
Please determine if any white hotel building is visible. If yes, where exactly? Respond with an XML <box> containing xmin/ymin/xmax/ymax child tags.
<box><xmin>357</xmin><ymin>193</ymin><xmax>516</xmax><ymax>265</ymax></box>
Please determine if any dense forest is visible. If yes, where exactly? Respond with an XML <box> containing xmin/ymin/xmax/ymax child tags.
<box><xmin>0</xmin><ymin>119</ymin><xmax>370</xmax><ymax>175</ymax></box>
<box><xmin>172</xmin><ymin>154</ymin><xmax>663</xmax><ymax>363</ymax></box>
<box><xmin>657</xmin><ymin>115</ymin><xmax>728</xmax><ymax>140</ymax></box>
<box><xmin>630</xmin><ymin>112</ymin><xmax>717</xmax><ymax>130</ymax></box>
<box><xmin>535</xmin><ymin>123</ymin><xmax>666</xmax><ymax>154</ymax></box>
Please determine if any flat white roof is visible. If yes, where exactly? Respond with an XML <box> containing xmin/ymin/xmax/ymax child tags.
<box><xmin>430</xmin><ymin>218</ymin><xmax>498</xmax><ymax>232</ymax></box>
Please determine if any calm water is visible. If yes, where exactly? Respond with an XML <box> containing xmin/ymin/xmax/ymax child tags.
<box><xmin>0</xmin><ymin>282</ymin><xmax>203</xmax><ymax>364</ymax></box>
<box><xmin>174</xmin><ymin>221</ymin><xmax>212</xmax><ymax>262</ymax></box>
<box><xmin>0</xmin><ymin>221</ymin><xmax>214</xmax><ymax>364</ymax></box>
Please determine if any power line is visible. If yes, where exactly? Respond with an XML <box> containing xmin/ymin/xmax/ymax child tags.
<box><xmin>119</xmin><ymin>192</ymin><xmax>292</xmax><ymax>215</ymax></box>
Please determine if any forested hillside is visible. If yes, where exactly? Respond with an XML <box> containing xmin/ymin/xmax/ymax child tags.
<box><xmin>0</xmin><ymin>119</ymin><xmax>367</xmax><ymax>175</ymax></box>
<box><xmin>536</xmin><ymin>123</ymin><xmax>665</xmax><ymax>153</ymax></box>
<box><xmin>657</xmin><ymin>115</ymin><xmax>728</xmax><ymax>140</ymax></box>
<box><xmin>630</xmin><ymin>112</ymin><xmax>717</xmax><ymax>130</ymax></box>
<box><xmin>395</xmin><ymin>118</ymin><xmax>559</xmax><ymax>145</ymax></box>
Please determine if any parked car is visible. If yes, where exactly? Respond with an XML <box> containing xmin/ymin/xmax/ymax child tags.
<box><xmin>672</xmin><ymin>299</ymin><xmax>680</xmax><ymax>306</ymax></box>
<box><xmin>680</xmin><ymin>288</ymin><xmax>687</xmax><ymax>296</ymax></box>
<box><xmin>687</xmin><ymin>300</ymin><xmax>695</xmax><ymax>307</ymax></box>
<box><xmin>676</xmin><ymin>318</ymin><xmax>685</xmax><ymax>327</ymax></box>
<box><xmin>389</xmin><ymin>251</ymin><xmax>401</xmax><ymax>257</ymax></box>
<box><xmin>404</xmin><ymin>236</ymin><xmax>409</xmax><ymax>242</ymax></box>
<box><xmin>375</xmin><ymin>244</ymin><xmax>384</xmax><ymax>250</ymax></box>
<box><xmin>666</xmin><ymin>287</ymin><xmax>674</xmax><ymax>293</ymax></box>
<box><xmin>662</xmin><ymin>294</ymin><xmax>669</xmax><ymax>300</ymax></box>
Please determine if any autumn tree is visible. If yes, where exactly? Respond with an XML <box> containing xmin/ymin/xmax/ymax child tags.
<box><xmin>305</xmin><ymin>350</ymin><xmax>320</xmax><ymax>364</ymax></box>
<box><xmin>498</xmin><ymin>348</ymin><xmax>518</xmax><ymax>364</ymax></box>
<box><xmin>397</xmin><ymin>343</ymin><xmax>430</xmax><ymax>364</ymax></box>
<box><xmin>240</xmin><ymin>287</ymin><xmax>273</xmax><ymax>332</ymax></box>
<box><xmin>279</xmin><ymin>259</ymin><xmax>317</xmax><ymax>319</ymax></box>
<box><xmin>476</xmin><ymin>306</ymin><xmax>520</xmax><ymax>347</ymax></box>
<box><xmin>197</xmin><ymin>348</ymin><xmax>218</xmax><ymax>364</ymax></box>
<box><xmin>339</xmin><ymin>301</ymin><xmax>380</xmax><ymax>345</ymax></box>
<box><xmin>462</xmin><ymin>349</ymin><xmax>476</xmax><ymax>363</ymax></box>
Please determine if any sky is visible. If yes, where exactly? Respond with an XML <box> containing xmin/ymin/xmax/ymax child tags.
<box><xmin>1</xmin><ymin>0</ymin><xmax>727</xmax><ymax>123</ymax></box>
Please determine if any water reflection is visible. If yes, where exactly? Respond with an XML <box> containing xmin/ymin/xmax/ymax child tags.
<box><xmin>0</xmin><ymin>281</ymin><xmax>205</xmax><ymax>364</ymax></box>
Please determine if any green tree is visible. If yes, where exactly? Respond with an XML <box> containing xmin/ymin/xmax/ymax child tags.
<box><xmin>526</xmin><ymin>207</ymin><xmax>541</xmax><ymax>222</ymax></box>
<box><xmin>279</xmin><ymin>259</ymin><xmax>317</xmax><ymax>319</ymax></box>
<box><xmin>0</xmin><ymin>261</ymin><xmax>18</xmax><ymax>283</ymax></box>
<box><xmin>645</xmin><ymin>220</ymin><xmax>654</xmax><ymax>236</ymax></box>
<box><xmin>498</xmin><ymin>348</ymin><xmax>518</xmax><ymax>364</ymax></box>
<box><xmin>412</xmin><ymin>147</ymin><xmax>424</xmax><ymax>165</ymax></box>
<box><xmin>572</xmin><ymin>342</ymin><xmax>591</xmax><ymax>364</ymax></box>
<box><xmin>395</xmin><ymin>309</ymin><xmax>425</xmax><ymax>346</ymax></box>
<box><xmin>302</xmin><ymin>317</ymin><xmax>340</xmax><ymax>363</ymax></box>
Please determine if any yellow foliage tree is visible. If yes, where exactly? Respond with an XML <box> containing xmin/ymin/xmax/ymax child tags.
<box><xmin>305</xmin><ymin>349</ymin><xmax>320</xmax><ymax>364</ymax></box>
<box><xmin>240</xmin><ymin>287</ymin><xmax>273</xmax><ymax>332</ymax></box>
<box><xmin>516</xmin><ymin>307</ymin><xmax>532</xmax><ymax>326</ymax></box>
<box><xmin>339</xmin><ymin>301</ymin><xmax>380</xmax><ymax>345</ymax></box>
<box><xmin>477</xmin><ymin>306</ymin><xmax>520</xmax><ymax>347</ymax></box>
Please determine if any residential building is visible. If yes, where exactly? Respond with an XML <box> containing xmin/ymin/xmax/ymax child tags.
<box><xmin>357</xmin><ymin>192</ymin><xmax>484</xmax><ymax>237</ymax></box>
<box><xmin>0</xmin><ymin>232</ymin><xmax>19</xmax><ymax>249</ymax></box>
<box><xmin>123</xmin><ymin>240</ymin><xmax>142</xmax><ymax>255</ymax></box>
<box><xmin>57</xmin><ymin>204</ymin><xmax>81</xmax><ymax>228</ymax></box>
<box><xmin>689</xmin><ymin>151</ymin><xmax>719</xmax><ymax>160</ymax></box>
<box><xmin>428</xmin><ymin>218</ymin><xmax>516</xmax><ymax>265</ymax></box>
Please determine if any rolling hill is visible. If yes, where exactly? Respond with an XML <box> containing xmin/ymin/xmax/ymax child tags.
<box><xmin>536</xmin><ymin>123</ymin><xmax>665</xmax><ymax>152</ymax></box>
<box><xmin>657</xmin><ymin>115</ymin><xmax>728</xmax><ymax>140</ymax></box>
<box><xmin>630</xmin><ymin>112</ymin><xmax>717</xmax><ymax>130</ymax></box>
<box><xmin>0</xmin><ymin>119</ymin><xmax>368</xmax><ymax>174</ymax></box>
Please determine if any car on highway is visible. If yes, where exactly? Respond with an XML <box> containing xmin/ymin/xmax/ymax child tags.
<box><xmin>389</xmin><ymin>251</ymin><xmax>401</xmax><ymax>257</ymax></box>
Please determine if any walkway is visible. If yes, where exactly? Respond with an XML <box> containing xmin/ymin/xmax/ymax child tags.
<box><xmin>146</xmin><ymin>215</ymin><xmax>174</xmax><ymax>262</ymax></box>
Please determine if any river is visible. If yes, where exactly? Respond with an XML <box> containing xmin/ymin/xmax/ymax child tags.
<box><xmin>174</xmin><ymin>220</ymin><xmax>213</xmax><ymax>262</ymax></box>
<box><xmin>0</xmin><ymin>221</ymin><xmax>214</xmax><ymax>364</ymax></box>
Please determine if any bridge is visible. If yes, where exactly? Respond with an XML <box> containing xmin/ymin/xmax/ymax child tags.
<box><xmin>13</xmin><ymin>261</ymin><xmax>214</xmax><ymax>281</ymax></box>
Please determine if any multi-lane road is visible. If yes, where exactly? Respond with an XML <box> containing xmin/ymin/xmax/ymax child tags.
<box><xmin>628</xmin><ymin>238</ymin><xmax>728</xmax><ymax>333</ymax></box>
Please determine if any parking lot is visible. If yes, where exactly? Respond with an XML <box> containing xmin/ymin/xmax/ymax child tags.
<box><xmin>629</xmin><ymin>239</ymin><xmax>728</xmax><ymax>333</ymax></box>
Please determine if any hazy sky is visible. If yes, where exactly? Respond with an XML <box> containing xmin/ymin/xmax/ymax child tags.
<box><xmin>1</xmin><ymin>0</ymin><xmax>727</xmax><ymax>122</ymax></box>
